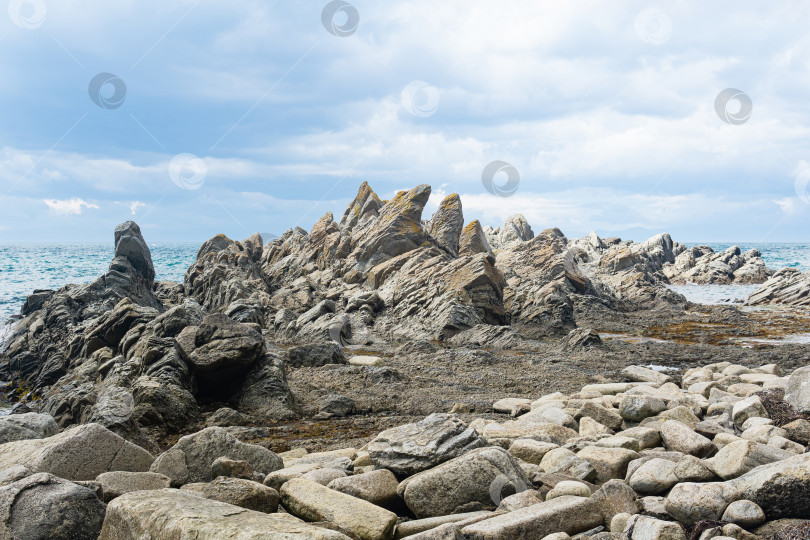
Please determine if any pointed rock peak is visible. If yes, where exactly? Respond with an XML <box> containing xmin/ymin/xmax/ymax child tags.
<box><xmin>339</xmin><ymin>181</ymin><xmax>382</xmax><ymax>232</ymax></box>
<box><xmin>498</xmin><ymin>214</ymin><xmax>534</xmax><ymax>247</ymax></box>
<box><xmin>428</xmin><ymin>193</ymin><xmax>464</xmax><ymax>256</ymax></box>
<box><xmin>379</xmin><ymin>184</ymin><xmax>431</xmax><ymax>222</ymax></box>
<box><xmin>459</xmin><ymin>220</ymin><xmax>493</xmax><ymax>256</ymax></box>
<box><xmin>310</xmin><ymin>212</ymin><xmax>339</xmax><ymax>242</ymax></box>
<box><xmin>114</xmin><ymin>221</ymin><xmax>155</xmax><ymax>282</ymax></box>
<box><xmin>241</xmin><ymin>232</ymin><xmax>263</xmax><ymax>262</ymax></box>
<box><xmin>196</xmin><ymin>233</ymin><xmax>234</xmax><ymax>260</ymax></box>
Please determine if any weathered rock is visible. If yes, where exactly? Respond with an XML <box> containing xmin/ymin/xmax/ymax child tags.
<box><xmin>674</xmin><ymin>455</ymin><xmax>716</xmax><ymax>482</ymax></box>
<box><xmin>428</xmin><ymin>193</ymin><xmax>464</xmax><ymax>256</ymax></box>
<box><xmin>620</xmin><ymin>396</ymin><xmax>667</xmax><ymax>422</ymax></box>
<box><xmin>628</xmin><ymin>458</ymin><xmax>680</xmax><ymax>495</ymax></box>
<box><xmin>731</xmin><ymin>396</ymin><xmax>769</xmax><ymax>429</ymax></box>
<box><xmin>114</xmin><ymin>221</ymin><xmax>155</xmax><ymax>281</ymax></box>
<box><xmin>0</xmin><ymin>472</ymin><xmax>106</xmax><ymax>540</ymax></box>
<box><xmin>0</xmin><ymin>412</ymin><xmax>58</xmax><ymax>444</ymax></box>
<box><xmin>327</xmin><ymin>469</ymin><xmax>401</xmax><ymax>512</ymax></box>
<box><xmin>624</xmin><ymin>515</ymin><xmax>687</xmax><ymax>540</ymax></box>
<box><xmin>622</xmin><ymin>365</ymin><xmax>672</xmax><ymax>386</ymax></box>
<box><xmin>182</xmin><ymin>476</ymin><xmax>280</xmax><ymax>513</ymax></box>
<box><xmin>660</xmin><ymin>420</ymin><xmax>716</xmax><ymax>458</ymax></box>
<box><xmin>211</xmin><ymin>456</ymin><xmax>257</xmax><ymax>480</ymax></box>
<box><xmin>459</xmin><ymin>220</ymin><xmax>494</xmax><ymax>256</ymax></box>
<box><xmin>317</xmin><ymin>394</ymin><xmax>356</xmax><ymax>419</ymax></box>
<box><xmin>460</xmin><ymin>495</ymin><xmax>602</xmax><ymax>539</ymax></box>
<box><xmin>577</xmin><ymin>401</ymin><xmax>624</xmax><ymax>431</ymax></box>
<box><xmin>545</xmin><ymin>480</ymin><xmax>590</xmax><ymax>500</ymax></box>
<box><xmin>664</xmin><ymin>482</ymin><xmax>736</xmax><ymax>525</ymax></box>
<box><xmin>0</xmin><ymin>423</ymin><xmax>153</xmax><ymax>481</ymax></box>
<box><xmin>99</xmin><ymin>488</ymin><xmax>349</xmax><ymax>539</ymax></box>
<box><xmin>577</xmin><ymin>446</ymin><xmax>640</xmax><ymax>483</ymax></box>
<box><xmin>281</xmin><ymin>477</ymin><xmax>397</xmax><ymax>540</ymax></box>
<box><xmin>150</xmin><ymin>427</ymin><xmax>282</xmax><ymax>486</ymax></box>
<box><xmin>498</xmin><ymin>489</ymin><xmax>544</xmax><ymax>510</ymax></box>
<box><xmin>710</xmin><ymin>440</ymin><xmax>793</xmax><ymax>480</ymax></box>
<box><xmin>288</xmin><ymin>342</ymin><xmax>347</xmax><ymax>368</ymax></box>
<box><xmin>541</xmin><ymin>448</ymin><xmax>597</xmax><ymax>482</ymax></box>
<box><xmin>509</xmin><ymin>439</ymin><xmax>559</xmax><ymax>465</ymax></box>
<box><xmin>591</xmin><ymin>479</ymin><xmax>640</xmax><ymax>526</ymax></box>
<box><xmin>401</xmin><ymin>446</ymin><xmax>530</xmax><ymax>518</ymax></box>
<box><xmin>721</xmin><ymin>499</ymin><xmax>766</xmax><ymax>528</ymax></box>
<box><xmin>367</xmin><ymin>413</ymin><xmax>486</xmax><ymax>477</ymax></box>
<box><xmin>785</xmin><ymin>366</ymin><xmax>810</xmax><ymax>413</ymax></box>
<box><xmin>95</xmin><ymin>471</ymin><xmax>171</xmax><ymax>502</ymax></box>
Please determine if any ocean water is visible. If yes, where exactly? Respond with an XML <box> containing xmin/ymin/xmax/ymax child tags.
<box><xmin>0</xmin><ymin>243</ymin><xmax>198</xmax><ymax>324</ymax></box>
<box><xmin>0</xmin><ymin>242</ymin><xmax>808</xmax><ymax>325</ymax></box>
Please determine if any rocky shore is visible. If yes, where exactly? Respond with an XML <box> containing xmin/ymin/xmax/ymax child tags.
<box><xmin>1</xmin><ymin>181</ymin><xmax>809</xmax><ymax>538</ymax></box>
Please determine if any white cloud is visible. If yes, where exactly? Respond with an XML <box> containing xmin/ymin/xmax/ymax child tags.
<box><xmin>43</xmin><ymin>198</ymin><xmax>100</xmax><ymax>215</ymax></box>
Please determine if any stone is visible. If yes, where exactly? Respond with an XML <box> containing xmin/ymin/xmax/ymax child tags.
<box><xmin>287</xmin><ymin>343</ymin><xmax>347</xmax><ymax>368</ymax></box>
<box><xmin>483</xmin><ymin>422</ymin><xmax>579</xmax><ymax>446</ymax></box>
<box><xmin>207</xmin><ymin>407</ymin><xmax>249</xmax><ymax>427</ymax></box>
<box><xmin>577</xmin><ymin>401</ymin><xmax>624</xmax><ymax>431</ymax></box>
<box><xmin>591</xmin><ymin>479</ymin><xmax>640</xmax><ymax>526</ymax></box>
<box><xmin>150</xmin><ymin>427</ymin><xmax>282</xmax><ymax>486</ymax></box>
<box><xmin>401</xmin><ymin>446</ymin><xmax>530</xmax><ymax>518</ymax></box>
<box><xmin>622</xmin><ymin>427</ymin><xmax>662</xmax><ymax>450</ymax></box>
<box><xmin>624</xmin><ymin>515</ymin><xmax>687</xmax><ymax>540</ymax></box>
<box><xmin>785</xmin><ymin>366</ymin><xmax>810</xmax><ymax>413</ymax></box>
<box><xmin>783</xmin><ymin>419</ymin><xmax>810</xmax><ymax>445</ymax></box>
<box><xmin>498</xmin><ymin>489</ymin><xmax>543</xmax><ymax>511</ymax></box>
<box><xmin>99</xmin><ymin>488</ymin><xmax>348</xmax><ymax>539</ymax></box>
<box><xmin>509</xmin><ymin>439</ymin><xmax>559</xmax><ymax>465</ymax></box>
<box><xmin>0</xmin><ymin>412</ymin><xmax>58</xmax><ymax>444</ymax></box>
<box><xmin>731</xmin><ymin>452</ymin><xmax>810</xmax><ymax>519</ymax></box>
<box><xmin>348</xmin><ymin>355</ymin><xmax>385</xmax><ymax>367</ymax></box>
<box><xmin>460</xmin><ymin>496</ymin><xmax>602</xmax><ymax>539</ymax></box>
<box><xmin>428</xmin><ymin>193</ymin><xmax>464</xmax><ymax>255</ymax></box>
<box><xmin>0</xmin><ymin>465</ymin><xmax>31</xmax><ymax>487</ymax></box>
<box><xmin>620</xmin><ymin>396</ymin><xmax>667</xmax><ymax>422</ymax></box>
<box><xmin>579</xmin><ymin>416</ymin><xmax>613</xmax><ymax>437</ymax></box>
<box><xmin>114</xmin><ymin>221</ymin><xmax>155</xmax><ymax>281</ymax></box>
<box><xmin>0</xmin><ymin>423</ymin><xmax>153</xmax><ymax>481</ymax></box>
<box><xmin>731</xmin><ymin>396</ymin><xmax>769</xmax><ymax>429</ymax></box>
<box><xmin>660</xmin><ymin>420</ymin><xmax>716</xmax><ymax>458</ymax></box>
<box><xmin>622</xmin><ymin>365</ymin><xmax>672</xmax><ymax>386</ymax></box>
<box><xmin>281</xmin><ymin>477</ymin><xmax>397</xmax><ymax>540</ymax></box>
<box><xmin>302</xmin><ymin>468</ymin><xmax>347</xmax><ymax>486</ymax></box>
<box><xmin>721</xmin><ymin>499</ymin><xmax>766</xmax><ymax>528</ymax></box>
<box><xmin>0</xmin><ymin>472</ymin><xmax>106</xmax><ymax>540</ymax></box>
<box><xmin>674</xmin><ymin>455</ymin><xmax>715</xmax><ymax>482</ymax></box>
<box><xmin>493</xmin><ymin>398</ymin><xmax>532</xmax><ymax>414</ymax></box>
<box><xmin>710</xmin><ymin>440</ymin><xmax>793</xmax><ymax>480</ymax></box>
<box><xmin>211</xmin><ymin>456</ymin><xmax>257</xmax><ymax>480</ymax></box>
<box><xmin>577</xmin><ymin>446</ymin><xmax>640</xmax><ymax>483</ymax></box>
<box><xmin>546</xmin><ymin>480</ymin><xmax>591</xmax><ymax>500</ymax></box>
<box><xmin>182</xmin><ymin>476</ymin><xmax>280</xmax><ymax>513</ymax></box>
<box><xmin>317</xmin><ymin>394</ymin><xmax>356</xmax><ymax>418</ymax></box>
<box><xmin>394</xmin><ymin>511</ymin><xmax>495</xmax><ymax>539</ymax></box>
<box><xmin>95</xmin><ymin>471</ymin><xmax>171</xmax><ymax>502</ymax></box>
<box><xmin>628</xmin><ymin>458</ymin><xmax>680</xmax><ymax>495</ymax></box>
<box><xmin>611</xmin><ymin>513</ymin><xmax>631</xmax><ymax>534</ymax></box>
<box><xmin>327</xmin><ymin>469</ymin><xmax>401</xmax><ymax>512</ymax></box>
<box><xmin>664</xmin><ymin>482</ymin><xmax>737</xmax><ymax>525</ymax></box>
<box><xmin>367</xmin><ymin>413</ymin><xmax>486</xmax><ymax>477</ymax></box>
<box><xmin>541</xmin><ymin>448</ymin><xmax>597</xmax><ymax>482</ymax></box>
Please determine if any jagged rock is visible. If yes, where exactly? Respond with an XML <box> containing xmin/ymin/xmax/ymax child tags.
<box><xmin>99</xmin><ymin>489</ymin><xmax>349</xmax><ymax>539</ymax></box>
<box><xmin>149</xmin><ymin>427</ymin><xmax>282</xmax><ymax>486</ymax></box>
<box><xmin>428</xmin><ymin>193</ymin><xmax>464</xmax><ymax>256</ymax></box>
<box><xmin>367</xmin><ymin>413</ymin><xmax>487</xmax><ymax>477</ymax></box>
<box><xmin>400</xmin><ymin>446</ymin><xmax>530</xmax><ymax>518</ymax></box>
<box><xmin>0</xmin><ymin>423</ymin><xmax>153</xmax><ymax>481</ymax></box>
<box><xmin>114</xmin><ymin>221</ymin><xmax>155</xmax><ymax>282</ymax></box>
<box><xmin>0</xmin><ymin>473</ymin><xmax>106</xmax><ymax>540</ymax></box>
<box><xmin>287</xmin><ymin>342</ymin><xmax>346</xmax><ymax>368</ymax></box>
<box><xmin>560</xmin><ymin>328</ymin><xmax>602</xmax><ymax>350</ymax></box>
<box><xmin>459</xmin><ymin>220</ymin><xmax>493</xmax><ymax>256</ymax></box>
<box><xmin>238</xmin><ymin>348</ymin><xmax>297</xmax><ymax>420</ymax></box>
<box><xmin>747</xmin><ymin>268</ymin><xmax>810</xmax><ymax>306</ymax></box>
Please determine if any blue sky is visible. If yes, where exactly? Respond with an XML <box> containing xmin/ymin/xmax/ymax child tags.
<box><xmin>1</xmin><ymin>1</ymin><xmax>810</xmax><ymax>243</ymax></box>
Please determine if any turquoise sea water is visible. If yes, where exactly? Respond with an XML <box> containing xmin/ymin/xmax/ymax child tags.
<box><xmin>0</xmin><ymin>242</ymin><xmax>808</xmax><ymax>324</ymax></box>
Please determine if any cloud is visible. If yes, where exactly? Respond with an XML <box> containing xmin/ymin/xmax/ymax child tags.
<box><xmin>43</xmin><ymin>198</ymin><xmax>100</xmax><ymax>215</ymax></box>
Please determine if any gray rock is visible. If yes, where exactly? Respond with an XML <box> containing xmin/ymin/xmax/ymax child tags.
<box><xmin>0</xmin><ymin>412</ymin><xmax>58</xmax><ymax>444</ymax></box>
<box><xmin>99</xmin><ymin>488</ymin><xmax>349</xmax><ymax>539</ymax></box>
<box><xmin>0</xmin><ymin>423</ymin><xmax>154</xmax><ymax>481</ymax></box>
<box><xmin>211</xmin><ymin>456</ymin><xmax>257</xmax><ymax>480</ymax></box>
<box><xmin>459</xmin><ymin>220</ymin><xmax>494</xmax><ymax>256</ymax></box>
<box><xmin>622</xmin><ymin>365</ymin><xmax>672</xmax><ymax>386</ymax></box>
<box><xmin>620</xmin><ymin>396</ymin><xmax>667</xmax><ymax>422</ymax></box>
<box><xmin>181</xmin><ymin>476</ymin><xmax>279</xmax><ymax>513</ymax></box>
<box><xmin>0</xmin><ymin>472</ymin><xmax>106</xmax><ymax>540</ymax></box>
<box><xmin>0</xmin><ymin>465</ymin><xmax>31</xmax><ymax>487</ymax></box>
<box><xmin>577</xmin><ymin>402</ymin><xmax>624</xmax><ymax>431</ymax></box>
<box><xmin>710</xmin><ymin>439</ymin><xmax>793</xmax><ymax>479</ymax></box>
<box><xmin>95</xmin><ymin>471</ymin><xmax>171</xmax><ymax>502</ymax></box>
<box><xmin>317</xmin><ymin>394</ymin><xmax>356</xmax><ymax>419</ymax></box>
<box><xmin>624</xmin><ymin>515</ymin><xmax>686</xmax><ymax>540</ymax></box>
<box><xmin>785</xmin><ymin>366</ymin><xmax>810</xmax><ymax>413</ymax></box>
<box><xmin>660</xmin><ymin>420</ymin><xmax>716</xmax><ymax>458</ymax></box>
<box><xmin>460</xmin><ymin>495</ymin><xmax>602</xmax><ymax>539</ymax></box>
<box><xmin>114</xmin><ymin>221</ymin><xmax>155</xmax><ymax>281</ymax></box>
<box><xmin>731</xmin><ymin>396</ymin><xmax>769</xmax><ymax>429</ymax></box>
<box><xmin>327</xmin><ymin>469</ymin><xmax>402</xmax><ymax>512</ymax></box>
<box><xmin>150</xmin><ymin>427</ymin><xmax>282</xmax><ymax>486</ymax></box>
<box><xmin>721</xmin><ymin>499</ymin><xmax>766</xmax><ymax>528</ymax></box>
<box><xmin>281</xmin><ymin>477</ymin><xmax>397</xmax><ymax>540</ymax></box>
<box><xmin>591</xmin><ymin>479</ymin><xmax>640</xmax><ymax>526</ymax></box>
<box><xmin>628</xmin><ymin>458</ymin><xmax>679</xmax><ymax>495</ymax></box>
<box><xmin>428</xmin><ymin>193</ymin><xmax>464</xmax><ymax>256</ymax></box>
<box><xmin>400</xmin><ymin>446</ymin><xmax>530</xmax><ymax>518</ymax></box>
<box><xmin>367</xmin><ymin>413</ymin><xmax>487</xmax><ymax>477</ymax></box>
<box><xmin>577</xmin><ymin>446</ymin><xmax>640</xmax><ymax>483</ymax></box>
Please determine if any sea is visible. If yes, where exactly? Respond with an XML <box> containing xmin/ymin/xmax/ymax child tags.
<box><xmin>0</xmin><ymin>242</ymin><xmax>808</xmax><ymax>327</ymax></box>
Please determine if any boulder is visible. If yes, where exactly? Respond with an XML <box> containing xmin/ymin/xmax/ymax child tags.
<box><xmin>428</xmin><ymin>193</ymin><xmax>464</xmax><ymax>256</ymax></box>
<box><xmin>628</xmin><ymin>458</ymin><xmax>680</xmax><ymax>495</ymax></box>
<box><xmin>280</xmin><ymin>478</ymin><xmax>397</xmax><ymax>540</ymax></box>
<box><xmin>660</xmin><ymin>420</ymin><xmax>716</xmax><ymax>458</ymax></box>
<box><xmin>577</xmin><ymin>446</ymin><xmax>639</xmax><ymax>483</ymax></box>
<box><xmin>710</xmin><ymin>440</ymin><xmax>793</xmax><ymax>479</ymax></box>
<box><xmin>591</xmin><ymin>479</ymin><xmax>640</xmax><ymax>526</ymax></box>
<box><xmin>114</xmin><ymin>221</ymin><xmax>155</xmax><ymax>281</ymax></box>
<box><xmin>150</xmin><ymin>427</ymin><xmax>282</xmax><ymax>486</ymax></box>
<box><xmin>508</xmin><ymin>439</ymin><xmax>559</xmax><ymax>465</ymax></box>
<box><xmin>367</xmin><ymin>413</ymin><xmax>486</xmax><ymax>477</ymax></box>
<box><xmin>95</xmin><ymin>471</ymin><xmax>171</xmax><ymax>502</ymax></box>
<box><xmin>620</xmin><ymin>396</ymin><xmax>667</xmax><ymax>422</ymax></box>
<box><xmin>460</xmin><ymin>495</ymin><xmax>602</xmax><ymax>539</ymax></box>
<box><xmin>624</xmin><ymin>515</ymin><xmax>687</xmax><ymax>540</ymax></box>
<box><xmin>327</xmin><ymin>469</ymin><xmax>401</xmax><ymax>512</ymax></box>
<box><xmin>0</xmin><ymin>423</ymin><xmax>153</xmax><ymax>481</ymax></box>
<box><xmin>622</xmin><ymin>365</ymin><xmax>672</xmax><ymax>386</ymax></box>
<box><xmin>98</xmin><ymin>488</ymin><xmax>349</xmax><ymax>539</ymax></box>
<box><xmin>401</xmin><ymin>446</ymin><xmax>530</xmax><ymax>518</ymax></box>
<box><xmin>0</xmin><ymin>412</ymin><xmax>58</xmax><ymax>444</ymax></box>
<box><xmin>0</xmin><ymin>472</ymin><xmax>106</xmax><ymax>540</ymax></box>
<box><xmin>287</xmin><ymin>343</ymin><xmax>347</xmax><ymax>368</ymax></box>
<box><xmin>731</xmin><ymin>396</ymin><xmax>769</xmax><ymax>429</ymax></box>
<box><xmin>545</xmin><ymin>480</ymin><xmax>591</xmax><ymax>500</ymax></box>
<box><xmin>785</xmin><ymin>366</ymin><xmax>810</xmax><ymax>413</ymax></box>
<box><xmin>721</xmin><ymin>499</ymin><xmax>766</xmax><ymax>528</ymax></box>
<box><xmin>182</xmin><ymin>477</ymin><xmax>279</xmax><ymax>513</ymax></box>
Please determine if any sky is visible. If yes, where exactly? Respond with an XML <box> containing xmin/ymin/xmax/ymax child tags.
<box><xmin>1</xmin><ymin>1</ymin><xmax>810</xmax><ymax>243</ymax></box>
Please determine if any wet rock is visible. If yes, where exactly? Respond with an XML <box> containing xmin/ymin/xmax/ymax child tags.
<box><xmin>0</xmin><ymin>472</ymin><xmax>106</xmax><ymax>540</ymax></box>
<box><xmin>367</xmin><ymin>413</ymin><xmax>486</xmax><ymax>477</ymax></box>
